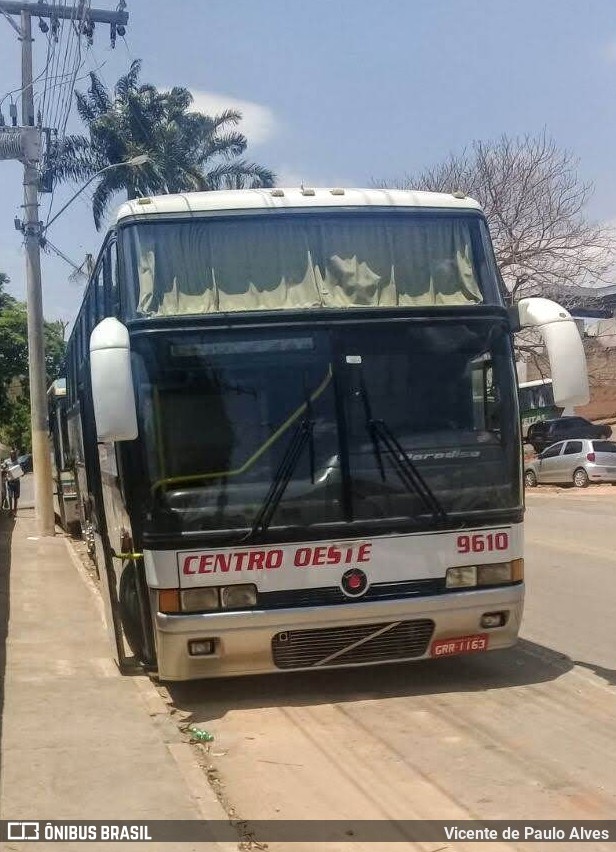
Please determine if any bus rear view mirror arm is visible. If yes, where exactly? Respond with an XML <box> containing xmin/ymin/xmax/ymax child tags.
<box><xmin>90</xmin><ymin>317</ymin><xmax>139</xmax><ymax>442</ymax></box>
<box><xmin>511</xmin><ymin>297</ymin><xmax>589</xmax><ymax>408</ymax></box>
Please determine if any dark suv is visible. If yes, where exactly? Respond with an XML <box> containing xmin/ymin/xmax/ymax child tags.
<box><xmin>526</xmin><ymin>417</ymin><xmax>611</xmax><ymax>454</ymax></box>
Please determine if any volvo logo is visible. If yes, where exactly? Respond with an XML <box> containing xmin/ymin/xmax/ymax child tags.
<box><xmin>341</xmin><ymin>568</ymin><xmax>368</xmax><ymax>598</ymax></box>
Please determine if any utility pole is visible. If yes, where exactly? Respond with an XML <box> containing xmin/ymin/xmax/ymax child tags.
<box><xmin>0</xmin><ymin>1</ymin><xmax>129</xmax><ymax>536</ymax></box>
<box><xmin>21</xmin><ymin>8</ymin><xmax>54</xmax><ymax>535</ymax></box>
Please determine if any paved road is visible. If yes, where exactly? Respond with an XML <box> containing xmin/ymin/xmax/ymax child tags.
<box><xmin>162</xmin><ymin>493</ymin><xmax>616</xmax><ymax>851</ymax></box>
<box><xmin>524</xmin><ymin>490</ymin><xmax>616</xmax><ymax>672</ymax></box>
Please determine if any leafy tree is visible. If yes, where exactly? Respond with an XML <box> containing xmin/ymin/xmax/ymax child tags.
<box><xmin>0</xmin><ymin>273</ymin><xmax>66</xmax><ymax>451</ymax></box>
<box><xmin>50</xmin><ymin>60</ymin><xmax>276</xmax><ymax>229</ymax></box>
<box><xmin>375</xmin><ymin>132</ymin><xmax>615</xmax><ymax>305</ymax></box>
<box><xmin>0</xmin><ymin>275</ymin><xmax>27</xmax><ymax>419</ymax></box>
<box><xmin>0</xmin><ymin>271</ymin><xmax>14</xmax><ymax>310</ymax></box>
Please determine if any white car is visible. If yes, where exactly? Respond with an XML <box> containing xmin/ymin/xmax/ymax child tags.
<box><xmin>525</xmin><ymin>439</ymin><xmax>616</xmax><ymax>488</ymax></box>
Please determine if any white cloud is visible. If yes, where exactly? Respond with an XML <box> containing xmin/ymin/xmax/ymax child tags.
<box><xmin>178</xmin><ymin>89</ymin><xmax>280</xmax><ymax>146</ymax></box>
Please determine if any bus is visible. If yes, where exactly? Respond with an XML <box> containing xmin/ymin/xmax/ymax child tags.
<box><xmin>518</xmin><ymin>378</ymin><xmax>562</xmax><ymax>437</ymax></box>
<box><xmin>61</xmin><ymin>188</ymin><xmax>588</xmax><ymax>680</ymax></box>
<box><xmin>47</xmin><ymin>379</ymin><xmax>80</xmax><ymax>534</ymax></box>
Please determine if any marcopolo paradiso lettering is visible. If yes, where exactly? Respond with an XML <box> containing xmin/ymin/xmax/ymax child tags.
<box><xmin>182</xmin><ymin>543</ymin><xmax>373</xmax><ymax>575</ymax></box>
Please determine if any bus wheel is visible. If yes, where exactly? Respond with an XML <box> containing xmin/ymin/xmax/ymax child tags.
<box><xmin>524</xmin><ymin>470</ymin><xmax>537</xmax><ymax>488</ymax></box>
<box><xmin>573</xmin><ymin>468</ymin><xmax>589</xmax><ymax>488</ymax></box>
<box><xmin>119</xmin><ymin>561</ymin><xmax>151</xmax><ymax>665</ymax></box>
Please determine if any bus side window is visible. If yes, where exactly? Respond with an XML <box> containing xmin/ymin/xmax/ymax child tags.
<box><xmin>76</xmin><ymin>315</ymin><xmax>83</xmax><ymax>365</ymax></box>
<box><xmin>81</xmin><ymin>313</ymin><xmax>87</xmax><ymax>363</ymax></box>
<box><xmin>87</xmin><ymin>280</ymin><xmax>97</xmax><ymax>336</ymax></box>
<box><xmin>104</xmin><ymin>241</ymin><xmax>120</xmax><ymax>317</ymax></box>
<box><xmin>94</xmin><ymin>267</ymin><xmax>104</xmax><ymax>323</ymax></box>
<box><xmin>470</xmin><ymin>359</ymin><xmax>499</xmax><ymax>431</ymax></box>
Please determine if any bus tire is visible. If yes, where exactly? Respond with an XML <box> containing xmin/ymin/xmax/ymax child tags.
<box><xmin>119</xmin><ymin>560</ymin><xmax>153</xmax><ymax>665</ymax></box>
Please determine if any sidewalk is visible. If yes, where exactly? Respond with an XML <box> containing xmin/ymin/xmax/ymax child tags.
<box><xmin>0</xmin><ymin>508</ymin><xmax>237</xmax><ymax>851</ymax></box>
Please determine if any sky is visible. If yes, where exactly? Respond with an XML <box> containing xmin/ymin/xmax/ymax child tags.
<box><xmin>1</xmin><ymin>0</ymin><xmax>616</xmax><ymax>326</ymax></box>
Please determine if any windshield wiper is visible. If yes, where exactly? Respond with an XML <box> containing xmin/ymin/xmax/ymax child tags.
<box><xmin>245</xmin><ymin>415</ymin><xmax>314</xmax><ymax>541</ymax></box>
<box><xmin>357</xmin><ymin>373</ymin><xmax>447</xmax><ymax>523</ymax></box>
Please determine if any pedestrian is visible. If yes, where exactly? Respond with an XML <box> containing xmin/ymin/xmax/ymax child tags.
<box><xmin>0</xmin><ymin>463</ymin><xmax>8</xmax><ymax>512</ymax></box>
<box><xmin>2</xmin><ymin>448</ymin><xmax>22</xmax><ymax>518</ymax></box>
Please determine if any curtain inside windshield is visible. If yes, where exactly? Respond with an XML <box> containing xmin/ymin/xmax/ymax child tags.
<box><xmin>131</xmin><ymin>320</ymin><xmax>520</xmax><ymax>538</ymax></box>
<box><xmin>125</xmin><ymin>213</ymin><xmax>485</xmax><ymax>317</ymax></box>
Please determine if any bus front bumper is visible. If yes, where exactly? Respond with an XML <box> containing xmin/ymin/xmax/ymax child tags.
<box><xmin>152</xmin><ymin>584</ymin><xmax>524</xmax><ymax>681</ymax></box>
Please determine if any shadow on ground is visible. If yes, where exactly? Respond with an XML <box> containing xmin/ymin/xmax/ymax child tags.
<box><xmin>574</xmin><ymin>660</ymin><xmax>616</xmax><ymax>687</ymax></box>
<box><xmin>0</xmin><ymin>512</ymin><xmax>15</xmax><ymax>786</ymax></box>
<box><xmin>164</xmin><ymin>637</ymin><xmax>574</xmax><ymax>724</ymax></box>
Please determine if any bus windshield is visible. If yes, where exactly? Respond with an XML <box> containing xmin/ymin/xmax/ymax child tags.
<box><xmin>121</xmin><ymin>210</ymin><xmax>501</xmax><ymax>317</ymax></box>
<box><xmin>131</xmin><ymin>317</ymin><xmax>521</xmax><ymax>541</ymax></box>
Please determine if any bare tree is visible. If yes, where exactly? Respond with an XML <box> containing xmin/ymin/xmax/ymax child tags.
<box><xmin>376</xmin><ymin>132</ymin><xmax>615</xmax><ymax>305</ymax></box>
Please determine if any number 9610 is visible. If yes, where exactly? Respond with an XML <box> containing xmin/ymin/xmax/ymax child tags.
<box><xmin>456</xmin><ymin>532</ymin><xmax>509</xmax><ymax>554</ymax></box>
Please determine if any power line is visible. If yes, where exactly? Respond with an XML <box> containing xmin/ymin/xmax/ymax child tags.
<box><xmin>33</xmin><ymin>57</ymin><xmax>106</xmax><ymax>112</ymax></box>
<box><xmin>46</xmin><ymin>5</ymin><xmax>68</xmax><ymax>131</ymax></box>
<box><xmin>57</xmin><ymin>1</ymin><xmax>90</xmax><ymax>142</ymax></box>
<box><xmin>44</xmin><ymin>3</ymin><xmax>87</xmax><ymax>225</ymax></box>
<box><xmin>40</xmin><ymin>234</ymin><xmax>85</xmax><ymax>273</ymax></box>
<box><xmin>0</xmin><ymin>62</ymin><xmax>52</xmax><ymax>112</ymax></box>
<box><xmin>55</xmin><ymin>3</ymin><xmax>80</xmax><ymax>133</ymax></box>
<box><xmin>48</xmin><ymin>3</ymin><xmax>74</xmax><ymax>133</ymax></box>
<box><xmin>38</xmin><ymin>19</ymin><xmax>55</xmax><ymax>123</ymax></box>
<box><xmin>120</xmin><ymin>31</ymin><xmax>133</xmax><ymax>61</ymax></box>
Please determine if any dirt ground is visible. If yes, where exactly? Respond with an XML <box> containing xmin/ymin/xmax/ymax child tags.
<box><xmin>525</xmin><ymin>482</ymin><xmax>616</xmax><ymax>496</ymax></box>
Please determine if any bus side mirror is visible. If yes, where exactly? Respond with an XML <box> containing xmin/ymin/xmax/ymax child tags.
<box><xmin>90</xmin><ymin>318</ymin><xmax>138</xmax><ymax>442</ymax></box>
<box><xmin>513</xmin><ymin>297</ymin><xmax>589</xmax><ymax>408</ymax></box>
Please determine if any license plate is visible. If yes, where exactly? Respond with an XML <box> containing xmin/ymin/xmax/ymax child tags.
<box><xmin>431</xmin><ymin>633</ymin><xmax>489</xmax><ymax>657</ymax></box>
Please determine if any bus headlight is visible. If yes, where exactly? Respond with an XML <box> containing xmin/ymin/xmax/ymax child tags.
<box><xmin>446</xmin><ymin>560</ymin><xmax>523</xmax><ymax>589</ymax></box>
<box><xmin>180</xmin><ymin>587</ymin><xmax>220</xmax><ymax>612</ymax></box>
<box><xmin>477</xmin><ymin>563</ymin><xmax>513</xmax><ymax>585</ymax></box>
<box><xmin>446</xmin><ymin>566</ymin><xmax>477</xmax><ymax>588</ymax></box>
<box><xmin>220</xmin><ymin>584</ymin><xmax>257</xmax><ymax>609</ymax></box>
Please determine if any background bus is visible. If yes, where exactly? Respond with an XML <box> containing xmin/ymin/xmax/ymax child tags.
<box><xmin>518</xmin><ymin>379</ymin><xmax>562</xmax><ymax>437</ymax></box>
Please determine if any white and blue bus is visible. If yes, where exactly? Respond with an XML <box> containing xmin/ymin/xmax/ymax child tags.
<box><xmin>518</xmin><ymin>378</ymin><xmax>562</xmax><ymax>438</ymax></box>
<box><xmin>61</xmin><ymin>188</ymin><xmax>588</xmax><ymax>680</ymax></box>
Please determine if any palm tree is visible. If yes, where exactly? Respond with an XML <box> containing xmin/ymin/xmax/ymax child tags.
<box><xmin>50</xmin><ymin>60</ymin><xmax>276</xmax><ymax>229</ymax></box>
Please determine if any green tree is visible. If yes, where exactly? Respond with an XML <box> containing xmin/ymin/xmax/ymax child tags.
<box><xmin>51</xmin><ymin>60</ymin><xmax>276</xmax><ymax>229</ymax></box>
<box><xmin>0</xmin><ymin>273</ymin><xmax>66</xmax><ymax>451</ymax></box>
<box><xmin>0</xmin><ymin>274</ymin><xmax>27</xmax><ymax>420</ymax></box>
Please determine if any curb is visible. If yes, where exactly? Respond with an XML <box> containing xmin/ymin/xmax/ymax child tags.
<box><xmin>63</xmin><ymin>535</ymin><xmax>239</xmax><ymax>849</ymax></box>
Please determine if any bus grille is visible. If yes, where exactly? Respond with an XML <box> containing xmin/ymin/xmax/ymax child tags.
<box><xmin>259</xmin><ymin>579</ymin><xmax>445</xmax><ymax>610</ymax></box>
<box><xmin>271</xmin><ymin>619</ymin><xmax>435</xmax><ymax>669</ymax></box>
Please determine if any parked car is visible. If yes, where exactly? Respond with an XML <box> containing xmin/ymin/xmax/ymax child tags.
<box><xmin>524</xmin><ymin>439</ymin><xmax>616</xmax><ymax>488</ymax></box>
<box><xmin>17</xmin><ymin>453</ymin><xmax>32</xmax><ymax>473</ymax></box>
<box><xmin>526</xmin><ymin>417</ymin><xmax>611</xmax><ymax>454</ymax></box>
